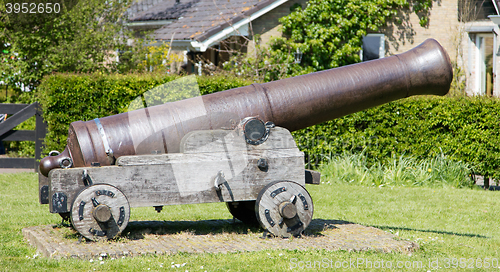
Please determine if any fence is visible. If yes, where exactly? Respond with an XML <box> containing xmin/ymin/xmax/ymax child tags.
<box><xmin>0</xmin><ymin>102</ymin><xmax>46</xmax><ymax>169</ymax></box>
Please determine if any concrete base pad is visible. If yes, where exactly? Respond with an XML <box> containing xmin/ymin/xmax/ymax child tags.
<box><xmin>23</xmin><ymin>219</ymin><xmax>418</xmax><ymax>260</ymax></box>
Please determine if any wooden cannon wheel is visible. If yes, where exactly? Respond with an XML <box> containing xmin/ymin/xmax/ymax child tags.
<box><xmin>226</xmin><ymin>201</ymin><xmax>258</xmax><ymax>225</ymax></box>
<box><xmin>255</xmin><ymin>181</ymin><xmax>313</xmax><ymax>238</ymax></box>
<box><xmin>70</xmin><ymin>184</ymin><xmax>130</xmax><ymax>241</ymax></box>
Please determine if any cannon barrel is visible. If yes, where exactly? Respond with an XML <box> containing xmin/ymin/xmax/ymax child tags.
<box><xmin>40</xmin><ymin>38</ymin><xmax>452</xmax><ymax>176</ymax></box>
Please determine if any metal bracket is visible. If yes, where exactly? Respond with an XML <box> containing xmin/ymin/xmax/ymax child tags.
<box><xmin>257</xmin><ymin>158</ymin><xmax>268</xmax><ymax>172</ymax></box>
<box><xmin>214</xmin><ymin>170</ymin><xmax>226</xmax><ymax>190</ymax></box>
<box><xmin>95</xmin><ymin>190</ymin><xmax>115</xmax><ymax>198</ymax></box>
<box><xmin>270</xmin><ymin>187</ymin><xmax>286</xmax><ymax>198</ymax></box>
<box><xmin>117</xmin><ymin>206</ymin><xmax>125</xmax><ymax>226</ymax></box>
<box><xmin>91</xmin><ymin>197</ymin><xmax>100</xmax><ymax>207</ymax></box>
<box><xmin>78</xmin><ymin>201</ymin><xmax>86</xmax><ymax>221</ymax></box>
<box><xmin>264</xmin><ymin>209</ymin><xmax>275</xmax><ymax>227</ymax></box>
<box><xmin>298</xmin><ymin>193</ymin><xmax>309</xmax><ymax>210</ymax></box>
<box><xmin>82</xmin><ymin>169</ymin><xmax>93</xmax><ymax>187</ymax></box>
<box><xmin>51</xmin><ymin>192</ymin><xmax>68</xmax><ymax>213</ymax></box>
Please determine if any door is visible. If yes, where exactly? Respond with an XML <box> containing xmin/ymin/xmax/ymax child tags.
<box><xmin>474</xmin><ymin>34</ymin><xmax>494</xmax><ymax>96</ymax></box>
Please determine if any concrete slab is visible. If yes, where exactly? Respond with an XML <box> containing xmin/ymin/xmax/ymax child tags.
<box><xmin>23</xmin><ymin>219</ymin><xmax>418</xmax><ymax>260</ymax></box>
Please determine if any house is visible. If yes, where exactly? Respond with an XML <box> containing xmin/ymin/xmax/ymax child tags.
<box><xmin>366</xmin><ymin>0</ymin><xmax>500</xmax><ymax>97</ymax></box>
<box><xmin>127</xmin><ymin>0</ymin><xmax>308</xmax><ymax>73</ymax></box>
<box><xmin>127</xmin><ymin>0</ymin><xmax>500</xmax><ymax>97</ymax></box>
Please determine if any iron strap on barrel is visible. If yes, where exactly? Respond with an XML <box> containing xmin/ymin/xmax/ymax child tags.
<box><xmin>94</xmin><ymin>118</ymin><xmax>114</xmax><ymax>160</ymax></box>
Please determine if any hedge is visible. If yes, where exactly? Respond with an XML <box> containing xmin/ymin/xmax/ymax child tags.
<box><xmin>36</xmin><ymin>73</ymin><xmax>500</xmax><ymax>179</ymax></box>
<box><xmin>294</xmin><ymin>96</ymin><xmax>500</xmax><ymax>179</ymax></box>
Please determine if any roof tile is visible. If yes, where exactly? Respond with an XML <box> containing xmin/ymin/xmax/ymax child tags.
<box><xmin>131</xmin><ymin>0</ymin><xmax>278</xmax><ymax>42</ymax></box>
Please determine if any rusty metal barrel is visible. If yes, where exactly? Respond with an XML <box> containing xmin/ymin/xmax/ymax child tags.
<box><xmin>40</xmin><ymin>38</ymin><xmax>452</xmax><ymax>176</ymax></box>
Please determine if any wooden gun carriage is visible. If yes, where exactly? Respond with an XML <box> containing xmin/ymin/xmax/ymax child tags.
<box><xmin>39</xmin><ymin>39</ymin><xmax>453</xmax><ymax>240</ymax></box>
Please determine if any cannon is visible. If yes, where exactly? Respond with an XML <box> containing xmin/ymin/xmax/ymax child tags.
<box><xmin>38</xmin><ymin>39</ymin><xmax>452</xmax><ymax>240</ymax></box>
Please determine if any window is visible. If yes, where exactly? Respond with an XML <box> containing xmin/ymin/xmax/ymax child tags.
<box><xmin>361</xmin><ymin>34</ymin><xmax>385</xmax><ymax>61</ymax></box>
<box><xmin>469</xmin><ymin>32</ymin><xmax>495</xmax><ymax>96</ymax></box>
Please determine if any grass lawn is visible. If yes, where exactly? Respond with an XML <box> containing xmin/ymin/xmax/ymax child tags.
<box><xmin>1</xmin><ymin>172</ymin><xmax>499</xmax><ymax>271</ymax></box>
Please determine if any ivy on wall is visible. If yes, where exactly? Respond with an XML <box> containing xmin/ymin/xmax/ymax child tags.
<box><xmin>224</xmin><ymin>0</ymin><xmax>433</xmax><ymax>81</ymax></box>
<box><xmin>275</xmin><ymin>0</ymin><xmax>432</xmax><ymax>70</ymax></box>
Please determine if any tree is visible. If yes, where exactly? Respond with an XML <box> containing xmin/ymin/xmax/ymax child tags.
<box><xmin>0</xmin><ymin>0</ymin><xmax>138</xmax><ymax>91</ymax></box>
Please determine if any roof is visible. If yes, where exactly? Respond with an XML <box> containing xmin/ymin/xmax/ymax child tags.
<box><xmin>129</xmin><ymin>0</ymin><xmax>288</xmax><ymax>51</ymax></box>
<box><xmin>130</xmin><ymin>0</ymin><xmax>200</xmax><ymax>21</ymax></box>
<box><xmin>127</xmin><ymin>0</ymin><xmax>174</xmax><ymax>20</ymax></box>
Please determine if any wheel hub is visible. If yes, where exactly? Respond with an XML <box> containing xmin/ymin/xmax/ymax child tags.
<box><xmin>278</xmin><ymin>201</ymin><xmax>297</xmax><ymax>219</ymax></box>
<box><xmin>93</xmin><ymin>204</ymin><xmax>112</xmax><ymax>223</ymax></box>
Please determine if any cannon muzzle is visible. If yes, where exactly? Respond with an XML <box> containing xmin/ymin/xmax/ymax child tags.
<box><xmin>40</xmin><ymin>38</ymin><xmax>452</xmax><ymax>176</ymax></box>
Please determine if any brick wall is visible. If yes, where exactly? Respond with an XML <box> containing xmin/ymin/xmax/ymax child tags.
<box><xmin>381</xmin><ymin>0</ymin><xmax>461</xmax><ymax>61</ymax></box>
<box><xmin>381</xmin><ymin>0</ymin><xmax>500</xmax><ymax>97</ymax></box>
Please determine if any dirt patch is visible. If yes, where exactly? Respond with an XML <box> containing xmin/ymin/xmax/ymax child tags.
<box><xmin>23</xmin><ymin>219</ymin><xmax>418</xmax><ymax>260</ymax></box>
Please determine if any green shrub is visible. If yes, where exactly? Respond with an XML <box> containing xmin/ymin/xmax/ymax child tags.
<box><xmin>294</xmin><ymin>96</ymin><xmax>500</xmax><ymax>179</ymax></box>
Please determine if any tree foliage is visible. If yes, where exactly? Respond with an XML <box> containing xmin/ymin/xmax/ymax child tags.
<box><xmin>275</xmin><ymin>0</ymin><xmax>403</xmax><ymax>70</ymax></box>
<box><xmin>0</xmin><ymin>0</ymin><xmax>140</xmax><ymax>90</ymax></box>
<box><xmin>139</xmin><ymin>41</ymin><xmax>184</xmax><ymax>73</ymax></box>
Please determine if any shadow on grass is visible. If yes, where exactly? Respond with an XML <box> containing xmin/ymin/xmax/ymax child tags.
<box><xmin>123</xmin><ymin>219</ymin><xmax>259</xmax><ymax>240</ymax></box>
<box><xmin>369</xmin><ymin>224</ymin><xmax>489</xmax><ymax>239</ymax></box>
<box><xmin>122</xmin><ymin>218</ymin><xmax>356</xmax><ymax>240</ymax></box>
<box><xmin>477</xmin><ymin>185</ymin><xmax>500</xmax><ymax>191</ymax></box>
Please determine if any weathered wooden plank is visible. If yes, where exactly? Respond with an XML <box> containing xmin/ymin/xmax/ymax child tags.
<box><xmin>117</xmin><ymin>148</ymin><xmax>303</xmax><ymax>166</ymax></box>
<box><xmin>180</xmin><ymin>127</ymin><xmax>297</xmax><ymax>154</ymax></box>
<box><xmin>0</xmin><ymin>103</ymin><xmax>29</xmax><ymax>114</ymax></box>
<box><xmin>0</xmin><ymin>103</ymin><xmax>37</xmax><ymax>137</ymax></box>
<box><xmin>305</xmin><ymin>170</ymin><xmax>321</xmax><ymax>185</ymax></box>
<box><xmin>0</xmin><ymin>130</ymin><xmax>35</xmax><ymax>141</ymax></box>
<box><xmin>49</xmin><ymin>148</ymin><xmax>305</xmax><ymax>213</ymax></box>
<box><xmin>0</xmin><ymin>158</ymin><xmax>35</xmax><ymax>168</ymax></box>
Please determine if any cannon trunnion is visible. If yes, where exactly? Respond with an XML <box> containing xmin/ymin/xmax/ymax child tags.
<box><xmin>40</xmin><ymin>39</ymin><xmax>453</xmax><ymax>240</ymax></box>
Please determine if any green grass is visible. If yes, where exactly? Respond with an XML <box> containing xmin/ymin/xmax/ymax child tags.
<box><xmin>1</xmin><ymin>172</ymin><xmax>499</xmax><ymax>271</ymax></box>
